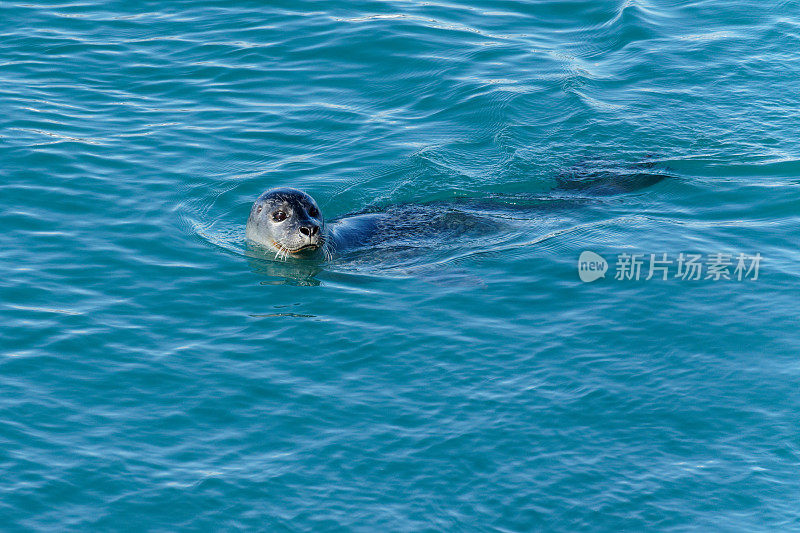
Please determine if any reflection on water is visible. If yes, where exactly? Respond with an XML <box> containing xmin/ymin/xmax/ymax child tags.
<box><xmin>246</xmin><ymin>243</ymin><xmax>323</xmax><ymax>286</ymax></box>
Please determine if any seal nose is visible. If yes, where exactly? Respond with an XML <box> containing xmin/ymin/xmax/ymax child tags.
<box><xmin>299</xmin><ymin>225</ymin><xmax>319</xmax><ymax>237</ymax></box>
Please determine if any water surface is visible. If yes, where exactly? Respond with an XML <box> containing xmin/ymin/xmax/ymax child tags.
<box><xmin>2</xmin><ymin>0</ymin><xmax>800</xmax><ymax>530</ymax></box>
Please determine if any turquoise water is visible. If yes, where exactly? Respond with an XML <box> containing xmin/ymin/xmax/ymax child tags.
<box><xmin>2</xmin><ymin>0</ymin><xmax>800</xmax><ymax>529</ymax></box>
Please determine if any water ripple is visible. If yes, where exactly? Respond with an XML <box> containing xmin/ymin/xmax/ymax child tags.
<box><xmin>2</xmin><ymin>0</ymin><xmax>800</xmax><ymax>530</ymax></box>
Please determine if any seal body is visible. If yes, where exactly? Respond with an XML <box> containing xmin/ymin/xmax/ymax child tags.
<box><xmin>246</xmin><ymin>167</ymin><xmax>666</xmax><ymax>262</ymax></box>
<box><xmin>246</xmin><ymin>188</ymin><xmax>326</xmax><ymax>259</ymax></box>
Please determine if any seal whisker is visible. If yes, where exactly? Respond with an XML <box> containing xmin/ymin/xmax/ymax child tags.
<box><xmin>326</xmin><ymin>236</ymin><xmax>337</xmax><ymax>261</ymax></box>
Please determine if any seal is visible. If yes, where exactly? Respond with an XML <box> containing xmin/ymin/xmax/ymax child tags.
<box><xmin>245</xmin><ymin>188</ymin><xmax>328</xmax><ymax>260</ymax></box>
<box><xmin>246</xmin><ymin>168</ymin><xmax>666</xmax><ymax>262</ymax></box>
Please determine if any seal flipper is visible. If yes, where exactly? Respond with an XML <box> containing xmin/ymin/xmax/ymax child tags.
<box><xmin>555</xmin><ymin>171</ymin><xmax>666</xmax><ymax>195</ymax></box>
<box><xmin>554</xmin><ymin>158</ymin><xmax>667</xmax><ymax>196</ymax></box>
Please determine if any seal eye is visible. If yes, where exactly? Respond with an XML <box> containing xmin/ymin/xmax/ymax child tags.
<box><xmin>308</xmin><ymin>206</ymin><xmax>319</xmax><ymax>218</ymax></box>
<box><xmin>272</xmin><ymin>211</ymin><xmax>287</xmax><ymax>222</ymax></box>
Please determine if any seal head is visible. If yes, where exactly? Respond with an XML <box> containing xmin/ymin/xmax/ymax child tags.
<box><xmin>246</xmin><ymin>187</ymin><xmax>325</xmax><ymax>259</ymax></box>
